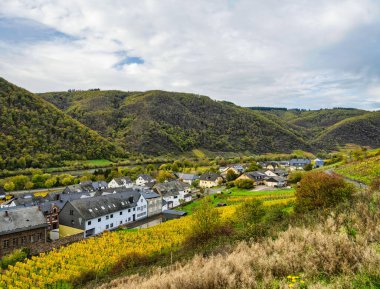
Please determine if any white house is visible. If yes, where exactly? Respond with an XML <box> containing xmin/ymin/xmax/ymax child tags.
<box><xmin>59</xmin><ymin>190</ymin><xmax>147</xmax><ymax>238</ymax></box>
<box><xmin>264</xmin><ymin>176</ymin><xmax>287</xmax><ymax>188</ymax></box>
<box><xmin>108</xmin><ymin>177</ymin><xmax>133</xmax><ymax>189</ymax></box>
<box><xmin>135</xmin><ymin>174</ymin><xmax>156</xmax><ymax>187</ymax></box>
<box><xmin>264</xmin><ymin>170</ymin><xmax>278</xmax><ymax>177</ymax></box>
<box><xmin>199</xmin><ymin>173</ymin><xmax>223</xmax><ymax>188</ymax></box>
<box><xmin>153</xmin><ymin>180</ymin><xmax>192</xmax><ymax>208</ymax></box>
<box><xmin>175</xmin><ymin>173</ymin><xmax>199</xmax><ymax>185</ymax></box>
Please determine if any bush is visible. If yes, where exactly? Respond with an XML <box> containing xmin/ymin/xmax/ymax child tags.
<box><xmin>235</xmin><ymin>179</ymin><xmax>254</xmax><ymax>189</ymax></box>
<box><xmin>187</xmin><ymin>198</ymin><xmax>223</xmax><ymax>245</ymax></box>
<box><xmin>226</xmin><ymin>181</ymin><xmax>235</xmax><ymax>189</ymax></box>
<box><xmin>295</xmin><ymin>171</ymin><xmax>356</xmax><ymax>213</ymax></box>
<box><xmin>287</xmin><ymin>171</ymin><xmax>304</xmax><ymax>184</ymax></box>
<box><xmin>0</xmin><ymin>248</ymin><xmax>28</xmax><ymax>269</ymax></box>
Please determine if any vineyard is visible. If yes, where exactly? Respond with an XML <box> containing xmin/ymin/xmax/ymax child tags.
<box><xmin>335</xmin><ymin>155</ymin><xmax>380</xmax><ymax>184</ymax></box>
<box><xmin>0</xmin><ymin>206</ymin><xmax>237</xmax><ymax>289</ymax></box>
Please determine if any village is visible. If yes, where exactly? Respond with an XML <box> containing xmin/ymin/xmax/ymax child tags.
<box><xmin>0</xmin><ymin>157</ymin><xmax>322</xmax><ymax>258</ymax></box>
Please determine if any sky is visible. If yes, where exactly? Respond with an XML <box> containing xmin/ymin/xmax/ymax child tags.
<box><xmin>0</xmin><ymin>0</ymin><xmax>380</xmax><ymax>110</ymax></box>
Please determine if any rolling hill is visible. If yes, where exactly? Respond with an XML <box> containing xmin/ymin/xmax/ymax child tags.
<box><xmin>40</xmin><ymin>90</ymin><xmax>310</xmax><ymax>155</ymax></box>
<box><xmin>0</xmin><ymin>78</ymin><xmax>123</xmax><ymax>169</ymax></box>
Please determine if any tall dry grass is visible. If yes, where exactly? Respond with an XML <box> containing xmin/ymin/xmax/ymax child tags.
<box><xmin>98</xmin><ymin>190</ymin><xmax>380</xmax><ymax>289</ymax></box>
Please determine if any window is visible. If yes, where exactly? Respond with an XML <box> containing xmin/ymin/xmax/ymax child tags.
<box><xmin>69</xmin><ymin>210</ymin><xmax>74</xmax><ymax>215</ymax></box>
<box><xmin>128</xmin><ymin>209</ymin><xmax>131</xmax><ymax>213</ymax></box>
<box><xmin>110</xmin><ymin>223</ymin><xmax>114</xmax><ymax>228</ymax></box>
<box><xmin>128</xmin><ymin>217</ymin><xmax>131</xmax><ymax>221</ymax></box>
<box><xmin>12</xmin><ymin>238</ymin><xmax>18</xmax><ymax>247</ymax></box>
<box><xmin>106</xmin><ymin>224</ymin><xmax>109</xmax><ymax>229</ymax></box>
<box><xmin>37</xmin><ymin>233</ymin><xmax>43</xmax><ymax>241</ymax></box>
<box><xmin>21</xmin><ymin>236</ymin><xmax>26</xmax><ymax>245</ymax></box>
<box><xmin>110</xmin><ymin>214</ymin><xmax>113</xmax><ymax>218</ymax></box>
<box><xmin>133</xmin><ymin>208</ymin><xmax>135</xmax><ymax>211</ymax></box>
<box><xmin>3</xmin><ymin>240</ymin><xmax>9</xmax><ymax>249</ymax></box>
<box><xmin>53</xmin><ymin>208</ymin><xmax>57</xmax><ymax>214</ymax></box>
<box><xmin>106</xmin><ymin>215</ymin><xmax>109</xmax><ymax>220</ymax></box>
<box><xmin>120</xmin><ymin>221</ymin><xmax>122</xmax><ymax>225</ymax></box>
<box><xmin>71</xmin><ymin>220</ymin><xmax>74</xmax><ymax>225</ymax></box>
<box><xmin>119</xmin><ymin>212</ymin><xmax>122</xmax><ymax>215</ymax></box>
<box><xmin>98</xmin><ymin>218</ymin><xmax>101</xmax><ymax>222</ymax></box>
<box><xmin>88</xmin><ymin>221</ymin><xmax>92</xmax><ymax>226</ymax></box>
<box><xmin>30</xmin><ymin>235</ymin><xmax>34</xmax><ymax>243</ymax></box>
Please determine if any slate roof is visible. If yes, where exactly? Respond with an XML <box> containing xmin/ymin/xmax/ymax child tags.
<box><xmin>154</xmin><ymin>181</ymin><xmax>190</xmax><ymax>197</ymax></box>
<box><xmin>67</xmin><ymin>190</ymin><xmax>141</xmax><ymax>220</ymax></box>
<box><xmin>289</xmin><ymin>158</ymin><xmax>311</xmax><ymax>166</ymax></box>
<box><xmin>266</xmin><ymin>176</ymin><xmax>286</xmax><ymax>183</ymax></box>
<box><xmin>137</xmin><ymin>174</ymin><xmax>154</xmax><ymax>182</ymax></box>
<box><xmin>112</xmin><ymin>177</ymin><xmax>132</xmax><ymax>186</ymax></box>
<box><xmin>175</xmin><ymin>173</ymin><xmax>199</xmax><ymax>181</ymax></box>
<box><xmin>244</xmin><ymin>171</ymin><xmax>267</xmax><ymax>180</ymax></box>
<box><xmin>163</xmin><ymin>210</ymin><xmax>187</xmax><ymax>216</ymax></box>
<box><xmin>0</xmin><ymin>206</ymin><xmax>47</xmax><ymax>236</ymax></box>
<box><xmin>92</xmin><ymin>181</ymin><xmax>108</xmax><ymax>190</ymax></box>
<box><xmin>200</xmin><ymin>172</ymin><xmax>221</xmax><ymax>182</ymax></box>
<box><xmin>141</xmin><ymin>191</ymin><xmax>161</xmax><ymax>199</ymax></box>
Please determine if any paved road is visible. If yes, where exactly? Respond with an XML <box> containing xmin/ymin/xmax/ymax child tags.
<box><xmin>6</xmin><ymin>187</ymin><xmax>65</xmax><ymax>196</ymax></box>
<box><xmin>325</xmin><ymin>169</ymin><xmax>368</xmax><ymax>189</ymax></box>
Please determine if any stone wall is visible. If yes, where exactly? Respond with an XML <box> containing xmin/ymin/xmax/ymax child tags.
<box><xmin>27</xmin><ymin>233</ymin><xmax>84</xmax><ymax>255</ymax></box>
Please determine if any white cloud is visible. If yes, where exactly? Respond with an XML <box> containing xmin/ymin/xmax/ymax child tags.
<box><xmin>0</xmin><ymin>0</ymin><xmax>379</xmax><ymax>109</ymax></box>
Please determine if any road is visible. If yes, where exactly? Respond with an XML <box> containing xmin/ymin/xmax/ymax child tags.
<box><xmin>7</xmin><ymin>186</ymin><xmax>65</xmax><ymax>197</ymax></box>
<box><xmin>325</xmin><ymin>169</ymin><xmax>368</xmax><ymax>189</ymax></box>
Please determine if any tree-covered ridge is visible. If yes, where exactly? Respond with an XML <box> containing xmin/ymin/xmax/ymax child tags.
<box><xmin>0</xmin><ymin>78</ymin><xmax>123</xmax><ymax>169</ymax></box>
<box><xmin>312</xmin><ymin>111</ymin><xmax>380</xmax><ymax>150</ymax></box>
<box><xmin>42</xmin><ymin>90</ymin><xmax>310</xmax><ymax>155</ymax></box>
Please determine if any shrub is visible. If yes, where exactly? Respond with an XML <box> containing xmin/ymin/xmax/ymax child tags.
<box><xmin>187</xmin><ymin>198</ymin><xmax>222</xmax><ymax>245</ymax></box>
<box><xmin>226</xmin><ymin>170</ymin><xmax>239</xmax><ymax>182</ymax></box>
<box><xmin>0</xmin><ymin>248</ymin><xmax>28</xmax><ymax>270</ymax></box>
<box><xmin>288</xmin><ymin>171</ymin><xmax>304</xmax><ymax>184</ymax></box>
<box><xmin>235</xmin><ymin>179</ymin><xmax>254</xmax><ymax>189</ymax></box>
<box><xmin>295</xmin><ymin>171</ymin><xmax>355</xmax><ymax>213</ymax></box>
<box><xmin>226</xmin><ymin>181</ymin><xmax>235</xmax><ymax>189</ymax></box>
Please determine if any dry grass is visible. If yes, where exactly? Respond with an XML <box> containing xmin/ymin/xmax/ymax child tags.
<box><xmin>98</xmin><ymin>191</ymin><xmax>380</xmax><ymax>289</ymax></box>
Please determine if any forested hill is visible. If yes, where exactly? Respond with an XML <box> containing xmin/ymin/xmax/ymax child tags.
<box><xmin>40</xmin><ymin>90</ymin><xmax>309</xmax><ymax>155</ymax></box>
<box><xmin>0</xmin><ymin>78</ymin><xmax>123</xmax><ymax>170</ymax></box>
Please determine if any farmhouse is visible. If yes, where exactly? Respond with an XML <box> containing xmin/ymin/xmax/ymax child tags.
<box><xmin>0</xmin><ymin>206</ymin><xmax>48</xmax><ymax>257</ymax></box>
<box><xmin>199</xmin><ymin>172</ymin><xmax>223</xmax><ymax>188</ymax></box>
<box><xmin>153</xmin><ymin>180</ymin><xmax>191</xmax><ymax>208</ymax></box>
<box><xmin>59</xmin><ymin>190</ymin><xmax>147</xmax><ymax>238</ymax></box>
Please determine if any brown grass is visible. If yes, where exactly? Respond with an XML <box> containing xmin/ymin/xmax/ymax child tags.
<box><xmin>98</xmin><ymin>191</ymin><xmax>380</xmax><ymax>289</ymax></box>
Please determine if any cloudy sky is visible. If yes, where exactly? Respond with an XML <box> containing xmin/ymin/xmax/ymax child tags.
<box><xmin>0</xmin><ymin>0</ymin><xmax>380</xmax><ymax>109</ymax></box>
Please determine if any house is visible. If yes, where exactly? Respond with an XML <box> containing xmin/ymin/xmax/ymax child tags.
<box><xmin>289</xmin><ymin>158</ymin><xmax>311</xmax><ymax>170</ymax></box>
<box><xmin>108</xmin><ymin>177</ymin><xmax>133</xmax><ymax>189</ymax></box>
<box><xmin>264</xmin><ymin>176</ymin><xmax>287</xmax><ymax>188</ymax></box>
<box><xmin>59</xmin><ymin>190</ymin><xmax>147</xmax><ymax>238</ymax></box>
<box><xmin>153</xmin><ymin>181</ymin><xmax>191</xmax><ymax>208</ymax></box>
<box><xmin>0</xmin><ymin>206</ymin><xmax>48</xmax><ymax>257</ymax></box>
<box><xmin>141</xmin><ymin>190</ymin><xmax>162</xmax><ymax>217</ymax></box>
<box><xmin>274</xmin><ymin>169</ymin><xmax>289</xmax><ymax>178</ymax></box>
<box><xmin>175</xmin><ymin>173</ymin><xmax>199</xmax><ymax>185</ymax></box>
<box><xmin>91</xmin><ymin>181</ymin><xmax>108</xmax><ymax>190</ymax></box>
<box><xmin>136</xmin><ymin>174</ymin><xmax>156</xmax><ymax>188</ymax></box>
<box><xmin>236</xmin><ymin>171</ymin><xmax>266</xmax><ymax>185</ymax></box>
<box><xmin>199</xmin><ymin>173</ymin><xmax>223</xmax><ymax>188</ymax></box>
<box><xmin>263</xmin><ymin>169</ymin><xmax>278</xmax><ymax>177</ymax></box>
<box><xmin>314</xmin><ymin>158</ymin><xmax>324</xmax><ymax>168</ymax></box>
<box><xmin>259</xmin><ymin>161</ymin><xmax>279</xmax><ymax>170</ymax></box>
<box><xmin>220</xmin><ymin>167</ymin><xmax>241</xmax><ymax>178</ymax></box>
<box><xmin>39</xmin><ymin>202</ymin><xmax>60</xmax><ymax>231</ymax></box>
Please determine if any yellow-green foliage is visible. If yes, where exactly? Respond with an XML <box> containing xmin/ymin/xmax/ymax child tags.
<box><xmin>335</xmin><ymin>155</ymin><xmax>380</xmax><ymax>184</ymax></box>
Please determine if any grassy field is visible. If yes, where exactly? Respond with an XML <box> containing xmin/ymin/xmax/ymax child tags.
<box><xmin>178</xmin><ymin>187</ymin><xmax>295</xmax><ymax>214</ymax></box>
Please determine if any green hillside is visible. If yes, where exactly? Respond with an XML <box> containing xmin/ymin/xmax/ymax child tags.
<box><xmin>0</xmin><ymin>78</ymin><xmax>122</xmax><ymax>169</ymax></box>
<box><xmin>40</xmin><ymin>90</ymin><xmax>310</xmax><ymax>155</ymax></box>
<box><xmin>313</xmin><ymin>111</ymin><xmax>380</xmax><ymax>150</ymax></box>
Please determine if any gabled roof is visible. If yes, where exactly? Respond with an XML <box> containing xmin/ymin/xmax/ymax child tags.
<box><xmin>112</xmin><ymin>177</ymin><xmax>132</xmax><ymax>186</ymax></box>
<box><xmin>141</xmin><ymin>191</ymin><xmax>161</xmax><ymax>199</ymax></box>
<box><xmin>0</xmin><ymin>206</ymin><xmax>47</xmax><ymax>236</ymax></box>
<box><xmin>289</xmin><ymin>158</ymin><xmax>311</xmax><ymax>165</ymax></box>
<box><xmin>137</xmin><ymin>174</ymin><xmax>155</xmax><ymax>182</ymax></box>
<box><xmin>67</xmin><ymin>190</ymin><xmax>141</xmax><ymax>220</ymax></box>
<box><xmin>266</xmin><ymin>176</ymin><xmax>286</xmax><ymax>182</ymax></box>
<box><xmin>175</xmin><ymin>173</ymin><xmax>199</xmax><ymax>181</ymax></box>
<box><xmin>154</xmin><ymin>180</ymin><xmax>190</xmax><ymax>197</ymax></box>
<box><xmin>199</xmin><ymin>172</ymin><xmax>221</xmax><ymax>182</ymax></box>
<box><xmin>92</xmin><ymin>181</ymin><xmax>108</xmax><ymax>190</ymax></box>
